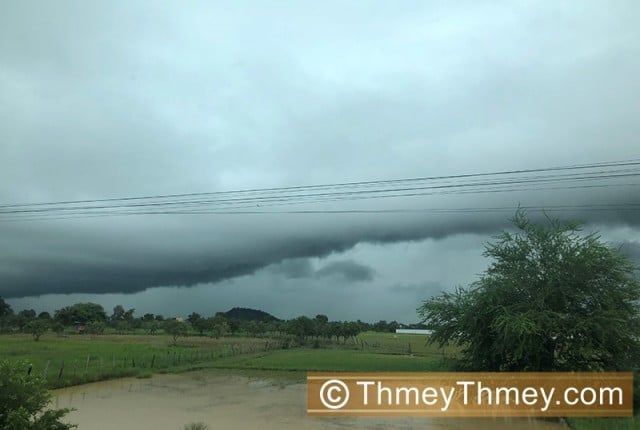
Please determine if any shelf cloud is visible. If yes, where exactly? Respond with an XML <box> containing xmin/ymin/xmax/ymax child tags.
<box><xmin>1</xmin><ymin>1</ymin><xmax>639</xmax><ymax>319</ymax></box>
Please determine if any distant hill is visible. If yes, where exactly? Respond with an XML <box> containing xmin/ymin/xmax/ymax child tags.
<box><xmin>222</xmin><ymin>307</ymin><xmax>280</xmax><ymax>322</ymax></box>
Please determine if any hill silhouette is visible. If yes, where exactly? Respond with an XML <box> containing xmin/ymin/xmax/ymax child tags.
<box><xmin>222</xmin><ymin>307</ymin><xmax>280</xmax><ymax>322</ymax></box>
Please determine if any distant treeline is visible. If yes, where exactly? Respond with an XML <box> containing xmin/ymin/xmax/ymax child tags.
<box><xmin>0</xmin><ymin>299</ymin><xmax>427</xmax><ymax>341</ymax></box>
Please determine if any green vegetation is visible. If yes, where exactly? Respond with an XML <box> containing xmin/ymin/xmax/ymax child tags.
<box><xmin>24</xmin><ymin>320</ymin><xmax>48</xmax><ymax>341</ymax></box>
<box><xmin>0</xmin><ymin>333</ymin><xmax>274</xmax><ymax>388</ymax></box>
<box><xmin>54</xmin><ymin>302</ymin><xmax>107</xmax><ymax>326</ymax></box>
<box><xmin>208</xmin><ymin>348</ymin><xmax>450</xmax><ymax>373</ymax></box>
<box><xmin>1</xmin><ymin>291</ymin><xmax>437</xmax><ymax>393</ymax></box>
<box><xmin>0</xmin><ymin>360</ymin><xmax>75</xmax><ymax>429</ymax></box>
<box><xmin>0</xmin><ymin>331</ymin><xmax>451</xmax><ymax>386</ymax></box>
<box><xmin>0</xmin><ymin>296</ymin><xmax>417</xmax><ymax>341</ymax></box>
<box><xmin>419</xmin><ymin>210</ymin><xmax>640</xmax><ymax>373</ymax></box>
<box><xmin>164</xmin><ymin>319</ymin><xmax>190</xmax><ymax>344</ymax></box>
<box><xmin>419</xmin><ymin>210</ymin><xmax>640</xmax><ymax>430</ymax></box>
<box><xmin>0</xmin><ymin>330</ymin><xmax>456</xmax><ymax>388</ymax></box>
<box><xmin>357</xmin><ymin>331</ymin><xmax>459</xmax><ymax>356</ymax></box>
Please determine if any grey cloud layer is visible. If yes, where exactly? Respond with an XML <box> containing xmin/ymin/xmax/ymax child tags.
<box><xmin>315</xmin><ymin>260</ymin><xmax>375</xmax><ymax>282</ymax></box>
<box><xmin>0</xmin><ymin>212</ymin><xmax>507</xmax><ymax>297</ymax></box>
<box><xmin>1</xmin><ymin>2</ymin><xmax>639</xmax><ymax>300</ymax></box>
<box><xmin>269</xmin><ymin>258</ymin><xmax>375</xmax><ymax>282</ymax></box>
<box><xmin>2</xmin><ymin>209</ymin><xmax>637</xmax><ymax>298</ymax></box>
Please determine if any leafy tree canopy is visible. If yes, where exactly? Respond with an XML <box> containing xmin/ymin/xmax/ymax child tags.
<box><xmin>0</xmin><ymin>297</ymin><xmax>13</xmax><ymax>317</ymax></box>
<box><xmin>418</xmin><ymin>210</ymin><xmax>640</xmax><ymax>372</ymax></box>
<box><xmin>0</xmin><ymin>360</ymin><xmax>75</xmax><ymax>429</ymax></box>
<box><xmin>53</xmin><ymin>303</ymin><xmax>107</xmax><ymax>326</ymax></box>
<box><xmin>164</xmin><ymin>319</ymin><xmax>190</xmax><ymax>344</ymax></box>
<box><xmin>24</xmin><ymin>320</ymin><xmax>48</xmax><ymax>341</ymax></box>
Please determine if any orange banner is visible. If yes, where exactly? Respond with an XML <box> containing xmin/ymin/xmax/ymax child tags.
<box><xmin>307</xmin><ymin>372</ymin><xmax>633</xmax><ymax>417</ymax></box>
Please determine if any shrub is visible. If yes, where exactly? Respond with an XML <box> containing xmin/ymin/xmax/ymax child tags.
<box><xmin>0</xmin><ymin>360</ymin><xmax>75</xmax><ymax>429</ymax></box>
<box><xmin>24</xmin><ymin>320</ymin><xmax>48</xmax><ymax>341</ymax></box>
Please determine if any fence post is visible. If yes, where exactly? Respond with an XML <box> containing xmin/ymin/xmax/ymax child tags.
<box><xmin>58</xmin><ymin>361</ymin><xmax>64</xmax><ymax>380</ymax></box>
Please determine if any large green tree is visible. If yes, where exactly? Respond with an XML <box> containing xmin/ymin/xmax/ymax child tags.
<box><xmin>0</xmin><ymin>297</ymin><xmax>12</xmax><ymax>318</ymax></box>
<box><xmin>53</xmin><ymin>303</ymin><xmax>107</xmax><ymax>326</ymax></box>
<box><xmin>418</xmin><ymin>210</ymin><xmax>640</xmax><ymax>372</ymax></box>
<box><xmin>0</xmin><ymin>298</ymin><xmax>14</xmax><ymax>332</ymax></box>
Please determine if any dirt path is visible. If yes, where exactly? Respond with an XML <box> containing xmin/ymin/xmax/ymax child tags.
<box><xmin>52</xmin><ymin>371</ymin><xmax>567</xmax><ymax>430</ymax></box>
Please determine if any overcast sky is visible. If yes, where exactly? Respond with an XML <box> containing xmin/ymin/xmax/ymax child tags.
<box><xmin>1</xmin><ymin>1</ymin><xmax>639</xmax><ymax>322</ymax></box>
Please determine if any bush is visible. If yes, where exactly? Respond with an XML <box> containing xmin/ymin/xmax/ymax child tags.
<box><xmin>164</xmin><ymin>319</ymin><xmax>189</xmax><ymax>344</ymax></box>
<box><xmin>0</xmin><ymin>360</ymin><xmax>75</xmax><ymax>429</ymax></box>
<box><xmin>24</xmin><ymin>320</ymin><xmax>48</xmax><ymax>341</ymax></box>
<box><xmin>85</xmin><ymin>321</ymin><xmax>105</xmax><ymax>335</ymax></box>
<box><xmin>51</xmin><ymin>322</ymin><xmax>65</xmax><ymax>336</ymax></box>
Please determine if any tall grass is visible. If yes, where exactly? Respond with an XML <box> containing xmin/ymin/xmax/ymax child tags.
<box><xmin>0</xmin><ymin>333</ymin><xmax>279</xmax><ymax>388</ymax></box>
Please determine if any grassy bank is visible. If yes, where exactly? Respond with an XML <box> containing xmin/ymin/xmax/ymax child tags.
<box><xmin>0</xmin><ymin>331</ymin><xmax>453</xmax><ymax>388</ymax></box>
<box><xmin>0</xmin><ymin>333</ymin><xmax>274</xmax><ymax>388</ymax></box>
<box><xmin>207</xmin><ymin>348</ymin><xmax>450</xmax><ymax>372</ymax></box>
<box><xmin>0</xmin><ymin>332</ymin><xmax>429</xmax><ymax>381</ymax></box>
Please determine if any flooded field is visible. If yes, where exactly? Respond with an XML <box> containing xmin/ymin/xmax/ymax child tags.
<box><xmin>52</xmin><ymin>371</ymin><xmax>567</xmax><ymax>430</ymax></box>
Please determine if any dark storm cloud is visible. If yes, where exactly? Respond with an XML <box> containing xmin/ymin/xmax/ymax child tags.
<box><xmin>268</xmin><ymin>259</ymin><xmax>314</xmax><ymax>279</ymax></box>
<box><xmin>268</xmin><ymin>257</ymin><xmax>376</xmax><ymax>282</ymax></box>
<box><xmin>0</xmin><ymin>212</ymin><xmax>507</xmax><ymax>298</ymax></box>
<box><xmin>1</xmin><ymin>1</ymin><xmax>639</xmax><ymax>302</ymax></box>
<box><xmin>1</xmin><ymin>185</ymin><xmax>639</xmax><ymax>299</ymax></box>
<box><xmin>315</xmin><ymin>260</ymin><xmax>375</xmax><ymax>282</ymax></box>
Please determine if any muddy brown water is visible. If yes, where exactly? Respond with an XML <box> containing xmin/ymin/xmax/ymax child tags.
<box><xmin>52</xmin><ymin>371</ymin><xmax>567</xmax><ymax>429</ymax></box>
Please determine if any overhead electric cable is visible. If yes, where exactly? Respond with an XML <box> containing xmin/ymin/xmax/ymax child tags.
<box><xmin>1</xmin><ymin>158</ymin><xmax>639</xmax><ymax>221</ymax></box>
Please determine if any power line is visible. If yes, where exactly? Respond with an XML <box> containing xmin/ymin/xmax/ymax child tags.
<box><xmin>2</xmin><ymin>158</ymin><xmax>640</xmax><ymax>209</ymax></box>
<box><xmin>3</xmin><ymin>202</ymin><xmax>640</xmax><ymax>223</ymax></box>
<box><xmin>2</xmin><ymin>159</ymin><xmax>640</xmax><ymax>221</ymax></box>
<box><xmin>3</xmin><ymin>169</ymin><xmax>639</xmax><ymax>214</ymax></box>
